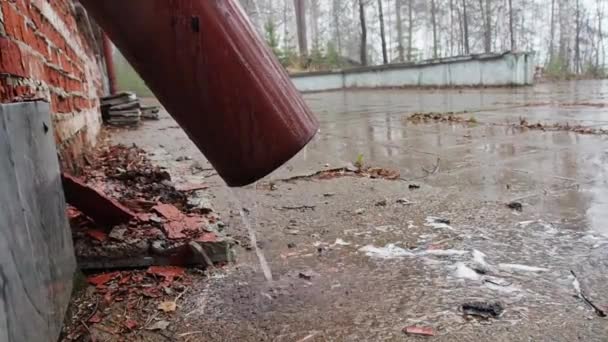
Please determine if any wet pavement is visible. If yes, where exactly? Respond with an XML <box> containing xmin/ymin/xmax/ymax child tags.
<box><xmin>113</xmin><ymin>81</ymin><xmax>608</xmax><ymax>341</ymax></box>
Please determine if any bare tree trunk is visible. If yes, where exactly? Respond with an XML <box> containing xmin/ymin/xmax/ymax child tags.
<box><xmin>549</xmin><ymin>0</ymin><xmax>555</xmax><ymax>63</ymax></box>
<box><xmin>294</xmin><ymin>0</ymin><xmax>308</xmax><ymax>58</ymax></box>
<box><xmin>283</xmin><ymin>1</ymin><xmax>289</xmax><ymax>49</ymax></box>
<box><xmin>597</xmin><ymin>0</ymin><xmax>605</xmax><ymax>69</ymax></box>
<box><xmin>449</xmin><ymin>0</ymin><xmax>455</xmax><ymax>56</ymax></box>
<box><xmin>462</xmin><ymin>0</ymin><xmax>470</xmax><ymax>54</ymax></box>
<box><xmin>485</xmin><ymin>0</ymin><xmax>492</xmax><ymax>52</ymax></box>
<box><xmin>407</xmin><ymin>0</ymin><xmax>414</xmax><ymax>60</ymax></box>
<box><xmin>558</xmin><ymin>0</ymin><xmax>569</xmax><ymax>71</ymax></box>
<box><xmin>431</xmin><ymin>0</ymin><xmax>439</xmax><ymax>58</ymax></box>
<box><xmin>396</xmin><ymin>0</ymin><xmax>404</xmax><ymax>62</ymax></box>
<box><xmin>378</xmin><ymin>0</ymin><xmax>388</xmax><ymax>64</ymax></box>
<box><xmin>332</xmin><ymin>0</ymin><xmax>343</xmax><ymax>56</ymax></box>
<box><xmin>310</xmin><ymin>0</ymin><xmax>320</xmax><ymax>50</ymax></box>
<box><xmin>508</xmin><ymin>0</ymin><xmax>515</xmax><ymax>51</ymax></box>
<box><xmin>575</xmin><ymin>0</ymin><xmax>581</xmax><ymax>74</ymax></box>
<box><xmin>359</xmin><ymin>0</ymin><xmax>368</xmax><ymax>65</ymax></box>
<box><xmin>479</xmin><ymin>0</ymin><xmax>491</xmax><ymax>53</ymax></box>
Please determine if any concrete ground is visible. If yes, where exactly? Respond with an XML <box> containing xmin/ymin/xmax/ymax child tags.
<box><xmin>112</xmin><ymin>80</ymin><xmax>608</xmax><ymax>341</ymax></box>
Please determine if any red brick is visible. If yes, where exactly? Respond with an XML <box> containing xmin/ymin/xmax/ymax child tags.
<box><xmin>62</xmin><ymin>173</ymin><xmax>137</xmax><ymax>227</ymax></box>
<box><xmin>0</xmin><ymin>37</ymin><xmax>26</xmax><ymax>76</ymax></box>
<box><xmin>1</xmin><ymin>1</ymin><xmax>26</xmax><ymax>41</ymax></box>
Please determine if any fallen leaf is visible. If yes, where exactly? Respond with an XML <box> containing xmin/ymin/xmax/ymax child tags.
<box><xmin>86</xmin><ymin>229</ymin><xmax>108</xmax><ymax>242</ymax></box>
<box><xmin>196</xmin><ymin>232</ymin><xmax>217</xmax><ymax>243</ymax></box>
<box><xmin>124</xmin><ymin>319</ymin><xmax>138</xmax><ymax>330</ymax></box>
<box><xmin>152</xmin><ymin>203</ymin><xmax>183</xmax><ymax>221</ymax></box>
<box><xmin>147</xmin><ymin>320</ymin><xmax>171</xmax><ymax>331</ymax></box>
<box><xmin>87</xmin><ymin>272</ymin><xmax>120</xmax><ymax>286</ymax></box>
<box><xmin>119</xmin><ymin>274</ymin><xmax>131</xmax><ymax>285</ymax></box>
<box><xmin>176</xmin><ymin>182</ymin><xmax>208</xmax><ymax>192</ymax></box>
<box><xmin>158</xmin><ymin>301</ymin><xmax>177</xmax><ymax>312</ymax></box>
<box><xmin>147</xmin><ymin>266</ymin><xmax>185</xmax><ymax>280</ymax></box>
<box><xmin>403</xmin><ymin>326</ymin><xmax>435</xmax><ymax>336</ymax></box>
<box><xmin>88</xmin><ymin>312</ymin><xmax>103</xmax><ymax>324</ymax></box>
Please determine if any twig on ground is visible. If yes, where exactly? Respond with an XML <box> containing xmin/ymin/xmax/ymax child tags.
<box><xmin>571</xmin><ymin>270</ymin><xmax>607</xmax><ymax>317</ymax></box>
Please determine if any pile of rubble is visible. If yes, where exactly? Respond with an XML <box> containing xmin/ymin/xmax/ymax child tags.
<box><xmin>63</xmin><ymin>143</ymin><xmax>233</xmax><ymax>270</ymax></box>
<box><xmin>62</xmin><ymin>266</ymin><xmax>196</xmax><ymax>340</ymax></box>
<box><xmin>101</xmin><ymin>92</ymin><xmax>160</xmax><ymax>127</ymax></box>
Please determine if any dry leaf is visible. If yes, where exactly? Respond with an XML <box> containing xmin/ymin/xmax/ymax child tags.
<box><xmin>147</xmin><ymin>320</ymin><xmax>171</xmax><ymax>331</ymax></box>
<box><xmin>158</xmin><ymin>301</ymin><xmax>177</xmax><ymax>312</ymax></box>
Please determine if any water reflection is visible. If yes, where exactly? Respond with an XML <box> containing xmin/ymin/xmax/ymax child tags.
<box><xmin>299</xmin><ymin>80</ymin><xmax>608</xmax><ymax>236</ymax></box>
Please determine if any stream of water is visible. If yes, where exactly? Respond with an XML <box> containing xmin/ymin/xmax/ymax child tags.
<box><xmin>230</xmin><ymin>186</ymin><xmax>273</xmax><ymax>282</ymax></box>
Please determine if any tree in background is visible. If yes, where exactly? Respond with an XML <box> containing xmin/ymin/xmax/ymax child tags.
<box><xmin>294</xmin><ymin>0</ymin><xmax>308</xmax><ymax>59</ymax></box>
<box><xmin>359</xmin><ymin>0</ymin><xmax>368</xmax><ymax>65</ymax></box>
<box><xmin>235</xmin><ymin>0</ymin><xmax>607</xmax><ymax>78</ymax></box>
<box><xmin>378</xmin><ymin>0</ymin><xmax>388</xmax><ymax>64</ymax></box>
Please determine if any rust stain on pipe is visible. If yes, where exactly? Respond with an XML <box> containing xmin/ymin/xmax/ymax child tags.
<box><xmin>81</xmin><ymin>0</ymin><xmax>319</xmax><ymax>186</ymax></box>
<box><xmin>102</xmin><ymin>33</ymin><xmax>118</xmax><ymax>95</ymax></box>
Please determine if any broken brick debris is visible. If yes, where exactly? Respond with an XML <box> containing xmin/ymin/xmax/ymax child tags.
<box><xmin>69</xmin><ymin>144</ymin><xmax>233</xmax><ymax>271</ymax></box>
<box><xmin>147</xmin><ymin>266</ymin><xmax>185</xmax><ymax>281</ymax></box>
<box><xmin>87</xmin><ymin>272</ymin><xmax>121</xmax><ymax>287</ymax></box>
<box><xmin>403</xmin><ymin>326</ymin><xmax>435</xmax><ymax>336</ymax></box>
<box><xmin>64</xmin><ymin>268</ymin><xmax>194</xmax><ymax>339</ymax></box>
<box><xmin>62</xmin><ymin>173</ymin><xmax>136</xmax><ymax>227</ymax></box>
<box><xmin>86</xmin><ymin>229</ymin><xmax>108</xmax><ymax>242</ymax></box>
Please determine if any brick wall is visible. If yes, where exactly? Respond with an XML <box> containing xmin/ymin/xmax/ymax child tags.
<box><xmin>0</xmin><ymin>0</ymin><xmax>107</xmax><ymax>171</ymax></box>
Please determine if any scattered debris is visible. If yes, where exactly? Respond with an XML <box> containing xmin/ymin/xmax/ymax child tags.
<box><xmin>507</xmin><ymin>201</ymin><xmax>523</xmax><ymax>211</ymax></box>
<box><xmin>403</xmin><ymin>326</ymin><xmax>435</xmax><ymax>337</ymax></box>
<box><xmin>333</xmin><ymin>238</ymin><xmax>351</xmax><ymax>246</ymax></box>
<box><xmin>87</xmin><ymin>272</ymin><xmax>120</xmax><ymax>287</ymax></box>
<box><xmin>517</xmin><ymin>117</ymin><xmax>608</xmax><ymax>135</ymax></box>
<box><xmin>407</xmin><ymin>111</ymin><xmax>473</xmax><ymax>124</ymax></box>
<box><xmin>147</xmin><ymin>320</ymin><xmax>171</xmax><ymax>331</ymax></box>
<box><xmin>63</xmin><ymin>268</ymin><xmax>193</xmax><ymax>339</ymax></box>
<box><xmin>158</xmin><ymin>301</ymin><xmax>177</xmax><ymax>312</ymax></box>
<box><xmin>424</xmin><ymin>217</ymin><xmax>453</xmax><ymax>230</ymax></box>
<box><xmin>277</xmin><ymin>205</ymin><xmax>316</xmax><ymax>211</ymax></box>
<box><xmin>298</xmin><ymin>271</ymin><xmax>314</xmax><ymax>281</ymax></box>
<box><xmin>396</xmin><ymin>198</ymin><xmax>413</xmax><ymax>205</ymax></box>
<box><xmin>354</xmin><ymin>208</ymin><xmax>366</xmax><ymax>215</ymax></box>
<box><xmin>498</xmin><ymin>263</ymin><xmax>549</xmax><ymax>273</ymax></box>
<box><xmin>462</xmin><ymin>302</ymin><xmax>504</xmax><ymax>319</ymax></box>
<box><xmin>375</xmin><ymin>199</ymin><xmax>388</xmax><ymax>207</ymax></box>
<box><xmin>147</xmin><ymin>266</ymin><xmax>185</xmax><ymax>282</ymax></box>
<box><xmin>471</xmin><ymin>250</ymin><xmax>495</xmax><ymax>275</ymax></box>
<box><xmin>407</xmin><ymin>111</ymin><xmax>608</xmax><ymax>136</ymax></box>
<box><xmin>359</xmin><ymin>244</ymin><xmax>414</xmax><ymax>259</ymax></box>
<box><xmin>454</xmin><ymin>262</ymin><xmax>481</xmax><ymax>281</ymax></box>
<box><xmin>277</xmin><ymin>165</ymin><xmax>401</xmax><ymax>183</ymax></box>
<box><xmin>141</xmin><ymin>105</ymin><xmax>161</xmax><ymax>120</ymax></box>
<box><xmin>86</xmin><ymin>229</ymin><xmax>108</xmax><ymax>242</ymax></box>
<box><xmin>571</xmin><ymin>270</ymin><xmax>607</xmax><ymax>317</ymax></box>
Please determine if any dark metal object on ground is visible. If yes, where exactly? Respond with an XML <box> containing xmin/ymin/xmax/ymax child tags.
<box><xmin>462</xmin><ymin>302</ymin><xmax>504</xmax><ymax>319</ymax></box>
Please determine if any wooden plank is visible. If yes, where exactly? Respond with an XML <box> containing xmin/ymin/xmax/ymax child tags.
<box><xmin>0</xmin><ymin>102</ymin><xmax>75</xmax><ymax>342</ymax></box>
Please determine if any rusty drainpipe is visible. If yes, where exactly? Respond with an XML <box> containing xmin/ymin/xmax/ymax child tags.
<box><xmin>102</xmin><ymin>33</ymin><xmax>117</xmax><ymax>95</ymax></box>
<box><xmin>80</xmin><ymin>0</ymin><xmax>319</xmax><ymax>187</ymax></box>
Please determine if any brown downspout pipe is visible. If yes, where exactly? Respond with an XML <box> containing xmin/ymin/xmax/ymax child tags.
<box><xmin>80</xmin><ymin>0</ymin><xmax>318</xmax><ymax>187</ymax></box>
<box><xmin>102</xmin><ymin>33</ymin><xmax>117</xmax><ymax>95</ymax></box>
